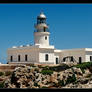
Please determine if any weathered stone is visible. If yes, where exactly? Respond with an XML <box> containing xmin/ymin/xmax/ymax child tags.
<box><xmin>4</xmin><ymin>64</ymin><xmax>92</xmax><ymax>88</ymax></box>
<box><xmin>50</xmin><ymin>72</ymin><xmax>58</xmax><ymax>83</ymax></box>
<box><xmin>72</xmin><ymin>67</ymin><xmax>83</xmax><ymax>75</ymax></box>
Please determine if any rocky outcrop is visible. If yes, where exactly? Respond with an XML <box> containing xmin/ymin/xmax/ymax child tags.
<box><xmin>4</xmin><ymin>64</ymin><xmax>92</xmax><ymax>88</ymax></box>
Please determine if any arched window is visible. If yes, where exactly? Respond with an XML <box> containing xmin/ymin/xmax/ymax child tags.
<box><xmin>45</xmin><ymin>54</ymin><xmax>49</xmax><ymax>61</ymax></box>
<box><xmin>45</xmin><ymin>36</ymin><xmax>47</xmax><ymax>40</ymax></box>
<box><xmin>25</xmin><ymin>55</ymin><xmax>28</xmax><ymax>61</ymax></box>
<box><xmin>18</xmin><ymin>55</ymin><xmax>20</xmax><ymax>62</ymax></box>
<box><xmin>10</xmin><ymin>56</ymin><xmax>13</xmax><ymax>62</ymax></box>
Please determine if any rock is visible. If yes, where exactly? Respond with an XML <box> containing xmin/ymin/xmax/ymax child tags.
<box><xmin>83</xmin><ymin>69</ymin><xmax>91</xmax><ymax>78</ymax></box>
<box><xmin>50</xmin><ymin>72</ymin><xmax>58</xmax><ymax>83</ymax></box>
<box><xmin>72</xmin><ymin>67</ymin><xmax>83</xmax><ymax>75</ymax></box>
<box><xmin>89</xmin><ymin>80</ymin><xmax>92</xmax><ymax>84</ymax></box>
<box><xmin>0</xmin><ymin>78</ymin><xmax>4</xmax><ymax>81</ymax></box>
<box><xmin>4</xmin><ymin>64</ymin><xmax>92</xmax><ymax>88</ymax></box>
<box><xmin>35</xmin><ymin>73</ymin><xmax>42</xmax><ymax>82</ymax></box>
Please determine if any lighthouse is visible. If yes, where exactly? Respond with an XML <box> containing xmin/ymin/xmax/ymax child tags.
<box><xmin>34</xmin><ymin>12</ymin><xmax>50</xmax><ymax>46</ymax></box>
<box><xmin>7</xmin><ymin>12</ymin><xmax>56</xmax><ymax>64</ymax></box>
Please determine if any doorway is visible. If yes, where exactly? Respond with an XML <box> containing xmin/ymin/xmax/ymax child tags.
<box><xmin>56</xmin><ymin>58</ymin><xmax>59</xmax><ymax>64</ymax></box>
<box><xmin>79</xmin><ymin>57</ymin><xmax>82</xmax><ymax>64</ymax></box>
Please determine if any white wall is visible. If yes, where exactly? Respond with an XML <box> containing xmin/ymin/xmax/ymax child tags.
<box><xmin>7</xmin><ymin>47</ymin><xmax>55</xmax><ymax>64</ymax></box>
<box><xmin>34</xmin><ymin>32</ymin><xmax>50</xmax><ymax>46</ymax></box>
<box><xmin>59</xmin><ymin>49</ymin><xmax>86</xmax><ymax>63</ymax></box>
<box><xmin>7</xmin><ymin>48</ymin><xmax>39</xmax><ymax>63</ymax></box>
<box><xmin>85</xmin><ymin>55</ymin><xmax>90</xmax><ymax>62</ymax></box>
<box><xmin>39</xmin><ymin>48</ymin><xmax>55</xmax><ymax>64</ymax></box>
<box><xmin>85</xmin><ymin>51</ymin><xmax>92</xmax><ymax>62</ymax></box>
<box><xmin>54</xmin><ymin>50</ymin><xmax>61</xmax><ymax>64</ymax></box>
<box><xmin>39</xmin><ymin>53</ymin><xmax>55</xmax><ymax>64</ymax></box>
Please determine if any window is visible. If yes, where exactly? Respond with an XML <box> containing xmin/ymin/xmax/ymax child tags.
<box><xmin>25</xmin><ymin>55</ymin><xmax>28</xmax><ymax>61</ymax></box>
<box><xmin>56</xmin><ymin>58</ymin><xmax>59</xmax><ymax>64</ymax></box>
<box><xmin>79</xmin><ymin>57</ymin><xmax>82</xmax><ymax>64</ymax></box>
<box><xmin>44</xmin><ymin>27</ymin><xmax>46</xmax><ymax>32</ymax></box>
<box><xmin>90</xmin><ymin>56</ymin><xmax>92</xmax><ymax>61</ymax></box>
<box><xmin>18</xmin><ymin>55</ymin><xmax>20</xmax><ymax>62</ymax></box>
<box><xmin>45</xmin><ymin>36</ymin><xmax>47</xmax><ymax>40</ymax></box>
<box><xmin>10</xmin><ymin>56</ymin><xmax>13</xmax><ymax>62</ymax></box>
<box><xmin>45</xmin><ymin>54</ymin><xmax>49</xmax><ymax>61</ymax></box>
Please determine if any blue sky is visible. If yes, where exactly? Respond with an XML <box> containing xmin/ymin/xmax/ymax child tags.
<box><xmin>0</xmin><ymin>4</ymin><xmax>92</xmax><ymax>63</ymax></box>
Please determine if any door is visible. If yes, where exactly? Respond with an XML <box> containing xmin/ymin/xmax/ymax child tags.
<box><xmin>79</xmin><ymin>57</ymin><xmax>82</xmax><ymax>64</ymax></box>
<box><xmin>56</xmin><ymin>58</ymin><xmax>59</xmax><ymax>64</ymax></box>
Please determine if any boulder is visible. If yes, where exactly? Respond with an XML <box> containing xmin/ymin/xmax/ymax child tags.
<box><xmin>72</xmin><ymin>67</ymin><xmax>83</xmax><ymax>75</ymax></box>
<box><xmin>50</xmin><ymin>72</ymin><xmax>58</xmax><ymax>83</ymax></box>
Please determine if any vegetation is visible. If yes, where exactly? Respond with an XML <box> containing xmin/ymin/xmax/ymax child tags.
<box><xmin>58</xmin><ymin>80</ymin><xmax>65</xmax><ymax>86</ymax></box>
<box><xmin>49</xmin><ymin>64</ymin><xmax>70</xmax><ymax>72</ymax></box>
<box><xmin>86</xmin><ymin>74</ymin><xmax>92</xmax><ymax>78</ymax></box>
<box><xmin>45</xmin><ymin>81</ymin><xmax>51</xmax><ymax>85</ymax></box>
<box><xmin>5</xmin><ymin>71</ymin><xmax>12</xmax><ymax>76</ymax></box>
<box><xmin>89</xmin><ymin>67</ymin><xmax>92</xmax><ymax>73</ymax></box>
<box><xmin>41</xmin><ymin>70</ymin><xmax>53</xmax><ymax>75</ymax></box>
<box><xmin>34</xmin><ymin>82</ymin><xmax>40</xmax><ymax>87</ymax></box>
<box><xmin>30</xmin><ymin>64</ymin><xmax>36</xmax><ymax>67</ymax></box>
<box><xmin>41</xmin><ymin>64</ymin><xmax>70</xmax><ymax>73</ymax></box>
<box><xmin>34</xmin><ymin>68</ymin><xmax>39</xmax><ymax>73</ymax></box>
<box><xmin>42</xmin><ymin>66</ymin><xmax>49</xmax><ymax>70</ymax></box>
<box><xmin>66</xmin><ymin>74</ymin><xmax>76</xmax><ymax>85</ymax></box>
<box><xmin>0</xmin><ymin>82</ymin><xmax>4</xmax><ymax>88</ymax></box>
<box><xmin>58</xmin><ymin>73</ymin><xmax>76</xmax><ymax>87</ymax></box>
<box><xmin>74</xmin><ymin>62</ymin><xmax>92</xmax><ymax>73</ymax></box>
<box><xmin>57</xmin><ymin>68</ymin><xmax>77</xmax><ymax>86</ymax></box>
<box><xmin>0</xmin><ymin>72</ymin><xmax>4</xmax><ymax>76</ymax></box>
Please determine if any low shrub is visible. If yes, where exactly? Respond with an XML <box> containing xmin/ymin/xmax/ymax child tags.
<box><xmin>86</xmin><ymin>74</ymin><xmax>92</xmax><ymax>78</ymax></box>
<box><xmin>81</xmin><ymin>68</ymin><xmax>85</xmax><ymax>73</ymax></box>
<box><xmin>30</xmin><ymin>64</ymin><xmax>36</xmax><ymax>67</ymax></box>
<box><xmin>42</xmin><ymin>66</ymin><xmax>49</xmax><ymax>70</ymax></box>
<box><xmin>75</xmin><ymin>62</ymin><xmax>92</xmax><ymax>69</ymax></box>
<box><xmin>58</xmin><ymin>80</ymin><xmax>65</xmax><ymax>86</ymax></box>
<box><xmin>0</xmin><ymin>82</ymin><xmax>4</xmax><ymax>88</ymax></box>
<box><xmin>34</xmin><ymin>68</ymin><xmax>39</xmax><ymax>73</ymax></box>
<box><xmin>41</xmin><ymin>70</ymin><xmax>53</xmax><ymax>75</ymax></box>
<box><xmin>65</xmin><ymin>74</ymin><xmax>76</xmax><ymax>85</ymax></box>
<box><xmin>34</xmin><ymin>82</ymin><xmax>40</xmax><ymax>87</ymax></box>
<box><xmin>51</xmin><ymin>82</ymin><xmax>59</xmax><ymax>87</ymax></box>
<box><xmin>5</xmin><ymin>71</ymin><xmax>12</xmax><ymax>76</ymax></box>
<box><xmin>38</xmin><ymin>65</ymin><xmax>43</xmax><ymax>68</ymax></box>
<box><xmin>74</xmin><ymin>62</ymin><xmax>92</xmax><ymax>73</ymax></box>
<box><xmin>41</xmin><ymin>64</ymin><xmax>70</xmax><ymax>73</ymax></box>
<box><xmin>0</xmin><ymin>72</ymin><xmax>4</xmax><ymax>76</ymax></box>
<box><xmin>49</xmin><ymin>64</ymin><xmax>70</xmax><ymax>72</ymax></box>
<box><xmin>89</xmin><ymin>67</ymin><xmax>92</xmax><ymax>73</ymax></box>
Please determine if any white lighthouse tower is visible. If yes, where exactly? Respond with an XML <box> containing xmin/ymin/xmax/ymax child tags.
<box><xmin>34</xmin><ymin>12</ymin><xmax>50</xmax><ymax>46</ymax></box>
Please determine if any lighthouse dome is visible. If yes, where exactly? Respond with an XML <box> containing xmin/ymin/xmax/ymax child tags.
<box><xmin>37</xmin><ymin>12</ymin><xmax>46</xmax><ymax>19</ymax></box>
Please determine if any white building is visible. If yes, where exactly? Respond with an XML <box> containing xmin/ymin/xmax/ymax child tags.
<box><xmin>7</xmin><ymin>12</ymin><xmax>92</xmax><ymax>64</ymax></box>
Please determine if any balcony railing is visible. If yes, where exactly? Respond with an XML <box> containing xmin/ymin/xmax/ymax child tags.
<box><xmin>34</xmin><ymin>29</ymin><xmax>49</xmax><ymax>32</ymax></box>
